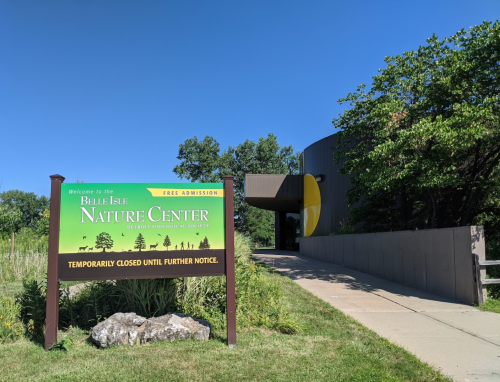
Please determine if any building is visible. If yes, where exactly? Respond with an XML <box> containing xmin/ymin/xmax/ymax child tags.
<box><xmin>244</xmin><ymin>133</ymin><xmax>351</xmax><ymax>250</ymax></box>
<box><xmin>244</xmin><ymin>133</ymin><xmax>486</xmax><ymax>305</ymax></box>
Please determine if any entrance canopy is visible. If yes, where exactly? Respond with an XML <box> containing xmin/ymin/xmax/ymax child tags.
<box><xmin>244</xmin><ymin>174</ymin><xmax>303</xmax><ymax>212</ymax></box>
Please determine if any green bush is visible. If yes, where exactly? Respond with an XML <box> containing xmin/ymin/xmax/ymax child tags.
<box><xmin>114</xmin><ymin>278</ymin><xmax>177</xmax><ymax>318</ymax></box>
<box><xmin>59</xmin><ymin>281</ymin><xmax>118</xmax><ymax>329</ymax></box>
<box><xmin>0</xmin><ymin>295</ymin><xmax>24</xmax><ymax>343</ymax></box>
<box><xmin>177</xmin><ymin>233</ymin><xmax>299</xmax><ymax>333</ymax></box>
<box><xmin>17</xmin><ymin>278</ymin><xmax>46</xmax><ymax>341</ymax></box>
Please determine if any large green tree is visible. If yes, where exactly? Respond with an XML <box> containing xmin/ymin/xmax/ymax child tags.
<box><xmin>0</xmin><ymin>190</ymin><xmax>49</xmax><ymax>234</ymax></box>
<box><xmin>174</xmin><ymin>134</ymin><xmax>300</xmax><ymax>242</ymax></box>
<box><xmin>333</xmin><ymin>21</ymin><xmax>500</xmax><ymax>232</ymax></box>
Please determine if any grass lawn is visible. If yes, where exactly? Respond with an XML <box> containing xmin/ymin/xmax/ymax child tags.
<box><xmin>0</xmin><ymin>272</ymin><xmax>450</xmax><ymax>382</ymax></box>
<box><xmin>478</xmin><ymin>296</ymin><xmax>500</xmax><ymax>313</ymax></box>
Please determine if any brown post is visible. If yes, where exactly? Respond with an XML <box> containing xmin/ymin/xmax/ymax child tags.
<box><xmin>45</xmin><ymin>174</ymin><xmax>65</xmax><ymax>351</ymax></box>
<box><xmin>224</xmin><ymin>175</ymin><xmax>236</xmax><ymax>347</ymax></box>
<box><xmin>473</xmin><ymin>254</ymin><xmax>484</xmax><ymax>305</ymax></box>
<box><xmin>10</xmin><ymin>232</ymin><xmax>14</xmax><ymax>259</ymax></box>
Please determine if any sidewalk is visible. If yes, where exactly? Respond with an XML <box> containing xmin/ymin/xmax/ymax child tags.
<box><xmin>253</xmin><ymin>250</ymin><xmax>500</xmax><ymax>382</ymax></box>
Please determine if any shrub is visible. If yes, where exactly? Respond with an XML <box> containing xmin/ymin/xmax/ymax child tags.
<box><xmin>114</xmin><ymin>278</ymin><xmax>177</xmax><ymax>318</ymax></box>
<box><xmin>0</xmin><ymin>296</ymin><xmax>24</xmax><ymax>343</ymax></box>
<box><xmin>17</xmin><ymin>278</ymin><xmax>46</xmax><ymax>341</ymax></box>
<box><xmin>59</xmin><ymin>281</ymin><xmax>119</xmax><ymax>329</ymax></box>
<box><xmin>177</xmin><ymin>233</ymin><xmax>299</xmax><ymax>333</ymax></box>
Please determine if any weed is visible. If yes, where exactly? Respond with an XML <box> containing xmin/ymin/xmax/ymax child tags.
<box><xmin>0</xmin><ymin>295</ymin><xmax>24</xmax><ymax>342</ymax></box>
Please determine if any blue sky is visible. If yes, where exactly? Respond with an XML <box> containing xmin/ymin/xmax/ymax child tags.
<box><xmin>1</xmin><ymin>1</ymin><xmax>498</xmax><ymax>197</ymax></box>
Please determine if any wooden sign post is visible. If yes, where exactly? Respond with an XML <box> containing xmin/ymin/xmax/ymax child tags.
<box><xmin>45</xmin><ymin>175</ymin><xmax>236</xmax><ymax>350</ymax></box>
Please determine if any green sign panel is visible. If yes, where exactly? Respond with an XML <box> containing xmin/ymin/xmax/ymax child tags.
<box><xmin>60</xmin><ymin>182</ymin><xmax>224</xmax><ymax>253</ymax></box>
<box><xmin>58</xmin><ymin>183</ymin><xmax>225</xmax><ymax>280</ymax></box>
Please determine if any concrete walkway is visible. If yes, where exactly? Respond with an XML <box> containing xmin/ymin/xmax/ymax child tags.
<box><xmin>253</xmin><ymin>250</ymin><xmax>500</xmax><ymax>382</ymax></box>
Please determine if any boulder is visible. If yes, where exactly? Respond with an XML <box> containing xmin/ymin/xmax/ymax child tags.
<box><xmin>141</xmin><ymin>313</ymin><xmax>211</xmax><ymax>344</ymax></box>
<box><xmin>91</xmin><ymin>312</ymin><xmax>211</xmax><ymax>348</ymax></box>
<box><xmin>91</xmin><ymin>312</ymin><xmax>147</xmax><ymax>348</ymax></box>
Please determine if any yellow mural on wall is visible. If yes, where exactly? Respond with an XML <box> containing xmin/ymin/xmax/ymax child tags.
<box><xmin>303</xmin><ymin>174</ymin><xmax>321</xmax><ymax>237</ymax></box>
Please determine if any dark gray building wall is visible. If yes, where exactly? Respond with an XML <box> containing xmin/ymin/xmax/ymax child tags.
<box><xmin>299</xmin><ymin>226</ymin><xmax>486</xmax><ymax>304</ymax></box>
<box><xmin>302</xmin><ymin>134</ymin><xmax>352</xmax><ymax>236</ymax></box>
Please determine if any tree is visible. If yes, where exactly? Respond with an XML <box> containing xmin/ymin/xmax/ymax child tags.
<box><xmin>163</xmin><ymin>235</ymin><xmax>171</xmax><ymax>250</ymax></box>
<box><xmin>95</xmin><ymin>232</ymin><xmax>114</xmax><ymax>252</ymax></box>
<box><xmin>34</xmin><ymin>209</ymin><xmax>50</xmax><ymax>237</ymax></box>
<box><xmin>246</xmin><ymin>207</ymin><xmax>274</xmax><ymax>246</ymax></box>
<box><xmin>0</xmin><ymin>205</ymin><xmax>22</xmax><ymax>237</ymax></box>
<box><xmin>134</xmin><ymin>233</ymin><xmax>146</xmax><ymax>252</ymax></box>
<box><xmin>333</xmin><ymin>21</ymin><xmax>500</xmax><ymax>232</ymax></box>
<box><xmin>0</xmin><ymin>190</ymin><xmax>49</xmax><ymax>234</ymax></box>
<box><xmin>174</xmin><ymin>134</ymin><xmax>300</xmax><ymax>240</ymax></box>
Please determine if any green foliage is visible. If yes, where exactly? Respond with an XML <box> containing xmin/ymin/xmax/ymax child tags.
<box><xmin>0</xmin><ymin>235</ymin><xmax>47</xmax><ymax>282</ymax></box>
<box><xmin>114</xmin><ymin>278</ymin><xmax>177</xmax><ymax>318</ymax></box>
<box><xmin>17</xmin><ymin>278</ymin><xmax>46</xmax><ymax>341</ymax></box>
<box><xmin>177</xmin><ymin>233</ymin><xmax>298</xmax><ymax>333</ymax></box>
<box><xmin>173</xmin><ymin>134</ymin><xmax>300</xmax><ymax>244</ymax></box>
<box><xmin>49</xmin><ymin>335</ymin><xmax>74</xmax><ymax>351</ymax></box>
<box><xmin>59</xmin><ymin>281</ymin><xmax>118</xmax><ymax>329</ymax></box>
<box><xmin>0</xmin><ymin>190</ymin><xmax>49</xmax><ymax>234</ymax></box>
<box><xmin>0</xmin><ymin>205</ymin><xmax>22</xmax><ymax>236</ymax></box>
<box><xmin>333</xmin><ymin>21</ymin><xmax>500</xmax><ymax>232</ymax></box>
<box><xmin>0</xmin><ymin>295</ymin><xmax>24</xmax><ymax>343</ymax></box>
<box><xmin>478</xmin><ymin>296</ymin><xmax>500</xmax><ymax>313</ymax></box>
<box><xmin>330</xmin><ymin>219</ymin><xmax>356</xmax><ymax>235</ymax></box>
<box><xmin>34</xmin><ymin>209</ymin><xmax>50</xmax><ymax>237</ymax></box>
<box><xmin>246</xmin><ymin>207</ymin><xmax>274</xmax><ymax>246</ymax></box>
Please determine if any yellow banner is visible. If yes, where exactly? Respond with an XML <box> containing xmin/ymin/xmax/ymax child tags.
<box><xmin>147</xmin><ymin>188</ymin><xmax>224</xmax><ymax>197</ymax></box>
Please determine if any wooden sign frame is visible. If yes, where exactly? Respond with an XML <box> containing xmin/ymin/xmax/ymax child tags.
<box><xmin>44</xmin><ymin>175</ymin><xmax>236</xmax><ymax>350</ymax></box>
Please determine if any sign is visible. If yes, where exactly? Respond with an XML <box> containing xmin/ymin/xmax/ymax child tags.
<box><xmin>44</xmin><ymin>175</ymin><xmax>236</xmax><ymax>350</ymax></box>
<box><xmin>58</xmin><ymin>183</ymin><xmax>225</xmax><ymax>280</ymax></box>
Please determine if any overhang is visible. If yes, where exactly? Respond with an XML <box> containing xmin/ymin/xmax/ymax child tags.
<box><xmin>244</xmin><ymin>174</ymin><xmax>303</xmax><ymax>212</ymax></box>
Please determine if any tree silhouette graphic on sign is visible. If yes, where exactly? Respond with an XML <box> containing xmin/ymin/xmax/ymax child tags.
<box><xmin>134</xmin><ymin>233</ymin><xmax>146</xmax><ymax>252</ymax></box>
<box><xmin>95</xmin><ymin>232</ymin><xmax>114</xmax><ymax>252</ymax></box>
<box><xmin>163</xmin><ymin>235</ymin><xmax>171</xmax><ymax>251</ymax></box>
<box><xmin>199</xmin><ymin>236</ymin><xmax>210</xmax><ymax>250</ymax></box>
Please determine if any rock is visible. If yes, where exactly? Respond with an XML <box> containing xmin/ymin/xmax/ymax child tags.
<box><xmin>141</xmin><ymin>313</ymin><xmax>211</xmax><ymax>344</ymax></box>
<box><xmin>91</xmin><ymin>312</ymin><xmax>211</xmax><ymax>348</ymax></box>
<box><xmin>91</xmin><ymin>312</ymin><xmax>147</xmax><ymax>348</ymax></box>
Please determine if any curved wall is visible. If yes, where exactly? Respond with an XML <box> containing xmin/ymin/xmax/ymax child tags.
<box><xmin>303</xmin><ymin>134</ymin><xmax>352</xmax><ymax>236</ymax></box>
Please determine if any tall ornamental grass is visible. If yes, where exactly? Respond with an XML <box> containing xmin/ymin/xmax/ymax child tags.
<box><xmin>0</xmin><ymin>230</ymin><xmax>48</xmax><ymax>282</ymax></box>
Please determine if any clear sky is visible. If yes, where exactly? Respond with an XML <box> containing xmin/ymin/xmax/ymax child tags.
<box><xmin>1</xmin><ymin>1</ymin><xmax>498</xmax><ymax>198</ymax></box>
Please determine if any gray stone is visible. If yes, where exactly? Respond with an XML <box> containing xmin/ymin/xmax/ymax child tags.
<box><xmin>141</xmin><ymin>313</ymin><xmax>211</xmax><ymax>344</ymax></box>
<box><xmin>91</xmin><ymin>312</ymin><xmax>147</xmax><ymax>348</ymax></box>
<box><xmin>91</xmin><ymin>312</ymin><xmax>211</xmax><ymax>348</ymax></box>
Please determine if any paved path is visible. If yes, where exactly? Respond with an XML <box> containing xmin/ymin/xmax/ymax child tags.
<box><xmin>253</xmin><ymin>250</ymin><xmax>500</xmax><ymax>382</ymax></box>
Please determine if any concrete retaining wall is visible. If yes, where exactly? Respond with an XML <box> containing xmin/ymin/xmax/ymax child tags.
<box><xmin>299</xmin><ymin>226</ymin><xmax>486</xmax><ymax>304</ymax></box>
